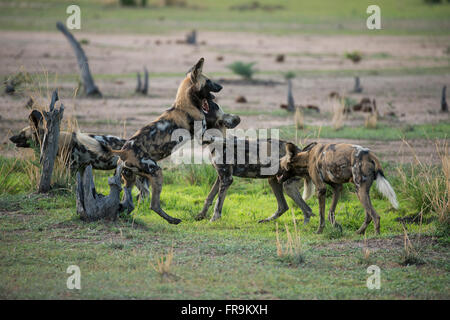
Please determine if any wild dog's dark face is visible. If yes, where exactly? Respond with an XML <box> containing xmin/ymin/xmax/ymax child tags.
<box><xmin>10</xmin><ymin>126</ymin><xmax>33</xmax><ymax>148</ymax></box>
<box><xmin>278</xmin><ymin>143</ymin><xmax>310</xmax><ymax>183</ymax></box>
<box><xmin>204</xmin><ymin>94</ymin><xmax>240</xmax><ymax>131</ymax></box>
<box><xmin>187</xmin><ymin>57</ymin><xmax>223</xmax><ymax>115</ymax></box>
<box><xmin>10</xmin><ymin>110</ymin><xmax>45</xmax><ymax>148</ymax></box>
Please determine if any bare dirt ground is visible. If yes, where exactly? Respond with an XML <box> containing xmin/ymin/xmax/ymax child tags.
<box><xmin>0</xmin><ymin>31</ymin><xmax>449</xmax><ymax>162</ymax></box>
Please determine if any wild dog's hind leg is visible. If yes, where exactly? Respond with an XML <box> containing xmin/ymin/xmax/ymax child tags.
<box><xmin>316</xmin><ymin>181</ymin><xmax>327</xmax><ymax>234</ymax></box>
<box><xmin>196</xmin><ymin>176</ymin><xmax>220</xmax><ymax>221</ymax></box>
<box><xmin>121</xmin><ymin>166</ymin><xmax>136</xmax><ymax>214</ymax></box>
<box><xmin>210</xmin><ymin>166</ymin><xmax>233</xmax><ymax>222</ymax></box>
<box><xmin>258</xmin><ymin>177</ymin><xmax>289</xmax><ymax>223</ymax></box>
<box><xmin>148</xmin><ymin>168</ymin><xmax>181</xmax><ymax>225</ymax></box>
<box><xmin>356</xmin><ymin>182</ymin><xmax>380</xmax><ymax>234</ymax></box>
<box><xmin>135</xmin><ymin>176</ymin><xmax>150</xmax><ymax>201</ymax></box>
<box><xmin>282</xmin><ymin>177</ymin><xmax>314</xmax><ymax>225</ymax></box>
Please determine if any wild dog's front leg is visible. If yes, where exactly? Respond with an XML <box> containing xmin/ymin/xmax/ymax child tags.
<box><xmin>149</xmin><ymin>168</ymin><xmax>182</xmax><ymax>225</ymax></box>
<box><xmin>315</xmin><ymin>178</ymin><xmax>327</xmax><ymax>234</ymax></box>
<box><xmin>210</xmin><ymin>166</ymin><xmax>233</xmax><ymax>222</ymax></box>
<box><xmin>196</xmin><ymin>176</ymin><xmax>220</xmax><ymax>221</ymax></box>
<box><xmin>258</xmin><ymin>177</ymin><xmax>288</xmax><ymax>223</ymax></box>
<box><xmin>282</xmin><ymin>177</ymin><xmax>314</xmax><ymax>225</ymax></box>
<box><xmin>328</xmin><ymin>184</ymin><xmax>342</xmax><ymax>226</ymax></box>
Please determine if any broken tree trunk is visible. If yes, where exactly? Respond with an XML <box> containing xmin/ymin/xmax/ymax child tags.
<box><xmin>142</xmin><ymin>67</ymin><xmax>149</xmax><ymax>95</ymax></box>
<box><xmin>353</xmin><ymin>76</ymin><xmax>363</xmax><ymax>93</ymax></box>
<box><xmin>56</xmin><ymin>21</ymin><xmax>102</xmax><ymax>97</ymax></box>
<box><xmin>287</xmin><ymin>78</ymin><xmax>295</xmax><ymax>112</ymax></box>
<box><xmin>38</xmin><ymin>90</ymin><xmax>64</xmax><ymax>193</ymax></box>
<box><xmin>441</xmin><ymin>85</ymin><xmax>448</xmax><ymax>112</ymax></box>
<box><xmin>76</xmin><ymin>164</ymin><xmax>123</xmax><ymax>221</ymax></box>
<box><xmin>186</xmin><ymin>30</ymin><xmax>197</xmax><ymax>45</ymax></box>
<box><xmin>135</xmin><ymin>72</ymin><xmax>142</xmax><ymax>93</ymax></box>
<box><xmin>135</xmin><ymin>68</ymin><xmax>149</xmax><ymax>95</ymax></box>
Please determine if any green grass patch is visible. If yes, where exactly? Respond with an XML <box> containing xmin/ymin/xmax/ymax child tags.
<box><xmin>0</xmin><ymin>0</ymin><xmax>450</xmax><ymax>35</ymax></box>
<box><xmin>279</xmin><ymin>122</ymin><xmax>450</xmax><ymax>141</ymax></box>
<box><xmin>0</xmin><ymin>154</ymin><xmax>449</xmax><ymax>298</ymax></box>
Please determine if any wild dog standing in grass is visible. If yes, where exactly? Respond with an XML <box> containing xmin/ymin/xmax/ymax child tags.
<box><xmin>197</xmin><ymin>104</ymin><xmax>314</xmax><ymax>223</ymax></box>
<box><xmin>9</xmin><ymin>109</ymin><xmax>150</xmax><ymax>197</ymax></box>
<box><xmin>278</xmin><ymin>142</ymin><xmax>398</xmax><ymax>234</ymax></box>
<box><xmin>110</xmin><ymin>58</ymin><xmax>224</xmax><ymax>224</ymax></box>
<box><xmin>195</xmin><ymin>133</ymin><xmax>315</xmax><ymax>223</ymax></box>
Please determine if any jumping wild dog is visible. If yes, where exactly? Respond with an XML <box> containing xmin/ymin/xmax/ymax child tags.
<box><xmin>110</xmin><ymin>58</ymin><xmax>238</xmax><ymax>224</ymax></box>
<box><xmin>278</xmin><ymin>142</ymin><xmax>398</xmax><ymax>234</ymax></box>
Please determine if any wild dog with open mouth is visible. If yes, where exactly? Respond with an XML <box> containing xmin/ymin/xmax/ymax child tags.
<box><xmin>195</xmin><ymin>129</ymin><xmax>315</xmax><ymax>223</ymax></box>
<box><xmin>278</xmin><ymin>142</ymin><xmax>399</xmax><ymax>234</ymax></box>
<box><xmin>110</xmin><ymin>58</ymin><xmax>223</xmax><ymax>225</ymax></box>
<box><xmin>9</xmin><ymin>110</ymin><xmax>150</xmax><ymax>196</ymax></box>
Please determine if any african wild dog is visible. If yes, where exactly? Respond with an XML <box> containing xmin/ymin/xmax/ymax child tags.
<box><xmin>110</xmin><ymin>58</ymin><xmax>234</xmax><ymax>224</ymax></box>
<box><xmin>10</xmin><ymin>110</ymin><xmax>126</xmax><ymax>172</ymax></box>
<box><xmin>278</xmin><ymin>142</ymin><xmax>399</xmax><ymax>234</ymax></box>
<box><xmin>195</xmin><ymin>123</ymin><xmax>315</xmax><ymax>223</ymax></box>
<box><xmin>9</xmin><ymin>109</ymin><xmax>150</xmax><ymax>196</ymax></box>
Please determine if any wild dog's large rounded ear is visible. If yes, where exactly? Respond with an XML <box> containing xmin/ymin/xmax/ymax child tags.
<box><xmin>190</xmin><ymin>57</ymin><xmax>204</xmax><ymax>81</ymax></box>
<box><xmin>285</xmin><ymin>142</ymin><xmax>297</xmax><ymax>160</ymax></box>
<box><xmin>28</xmin><ymin>110</ymin><xmax>43</xmax><ymax>131</ymax></box>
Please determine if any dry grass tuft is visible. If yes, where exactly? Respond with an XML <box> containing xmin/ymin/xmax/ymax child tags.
<box><xmin>150</xmin><ymin>246</ymin><xmax>175</xmax><ymax>277</ymax></box>
<box><xmin>397</xmin><ymin>140</ymin><xmax>449</xmax><ymax>224</ymax></box>
<box><xmin>275</xmin><ymin>210</ymin><xmax>305</xmax><ymax>265</ymax></box>
<box><xmin>330</xmin><ymin>98</ymin><xmax>345</xmax><ymax>130</ymax></box>
<box><xmin>364</xmin><ymin>111</ymin><xmax>378</xmax><ymax>129</ymax></box>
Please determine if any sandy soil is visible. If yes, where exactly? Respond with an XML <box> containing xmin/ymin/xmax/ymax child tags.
<box><xmin>0</xmin><ymin>31</ymin><xmax>449</xmax><ymax>162</ymax></box>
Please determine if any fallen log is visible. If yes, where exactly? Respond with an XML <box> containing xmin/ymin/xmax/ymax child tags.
<box><xmin>56</xmin><ymin>21</ymin><xmax>102</xmax><ymax>97</ymax></box>
<box><xmin>76</xmin><ymin>164</ymin><xmax>123</xmax><ymax>221</ymax></box>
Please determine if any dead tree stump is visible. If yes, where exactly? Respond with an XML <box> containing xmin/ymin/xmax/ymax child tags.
<box><xmin>186</xmin><ymin>30</ymin><xmax>197</xmax><ymax>45</ymax></box>
<box><xmin>441</xmin><ymin>85</ymin><xmax>448</xmax><ymax>113</ymax></box>
<box><xmin>56</xmin><ymin>21</ymin><xmax>102</xmax><ymax>97</ymax></box>
<box><xmin>38</xmin><ymin>90</ymin><xmax>64</xmax><ymax>193</ymax></box>
<box><xmin>76</xmin><ymin>165</ymin><xmax>123</xmax><ymax>221</ymax></box>
<box><xmin>135</xmin><ymin>68</ymin><xmax>149</xmax><ymax>95</ymax></box>
<box><xmin>287</xmin><ymin>78</ymin><xmax>295</xmax><ymax>112</ymax></box>
<box><xmin>353</xmin><ymin>76</ymin><xmax>363</xmax><ymax>93</ymax></box>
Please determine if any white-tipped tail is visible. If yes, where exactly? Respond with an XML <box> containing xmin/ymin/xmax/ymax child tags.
<box><xmin>376</xmin><ymin>173</ymin><xmax>399</xmax><ymax>209</ymax></box>
<box><xmin>302</xmin><ymin>178</ymin><xmax>315</xmax><ymax>200</ymax></box>
<box><xmin>75</xmin><ymin>131</ymin><xmax>105</xmax><ymax>156</ymax></box>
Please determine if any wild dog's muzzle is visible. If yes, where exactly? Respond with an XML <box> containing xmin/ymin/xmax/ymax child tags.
<box><xmin>220</xmin><ymin>113</ymin><xmax>240</xmax><ymax>129</ymax></box>
<box><xmin>206</xmin><ymin>79</ymin><xmax>222</xmax><ymax>93</ymax></box>
<box><xmin>10</xmin><ymin>134</ymin><xmax>30</xmax><ymax>148</ymax></box>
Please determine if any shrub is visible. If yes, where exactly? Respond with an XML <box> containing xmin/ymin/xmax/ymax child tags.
<box><xmin>345</xmin><ymin>51</ymin><xmax>363</xmax><ymax>64</ymax></box>
<box><xmin>227</xmin><ymin>61</ymin><xmax>257</xmax><ymax>80</ymax></box>
<box><xmin>119</xmin><ymin>0</ymin><xmax>136</xmax><ymax>6</ymax></box>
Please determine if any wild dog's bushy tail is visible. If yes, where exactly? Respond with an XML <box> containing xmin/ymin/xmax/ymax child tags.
<box><xmin>370</xmin><ymin>153</ymin><xmax>399</xmax><ymax>209</ymax></box>
<box><xmin>302</xmin><ymin>176</ymin><xmax>315</xmax><ymax>200</ymax></box>
<box><xmin>75</xmin><ymin>131</ymin><xmax>109</xmax><ymax>157</ymax></box>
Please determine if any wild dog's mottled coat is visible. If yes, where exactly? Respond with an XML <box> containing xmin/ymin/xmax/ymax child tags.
<box><xmin>111</xmin><ymin>58</ymin><xmax>225</xmax><ymax>224</ymax></box>
<box><xmin>279</xmin><ymin>142</ymin><xmax>398</xmax><ymax>234</ymax></box>
<box><xmin>196</xmin><ymin>134</ymin><xmax>315</xmax><ymax>223</ymax></box>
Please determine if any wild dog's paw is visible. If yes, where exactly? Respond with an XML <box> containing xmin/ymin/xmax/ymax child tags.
<box><xmin>210</xmin><ymin>214</ymin><xmax>221</xmax><ymax>222</ymax></box>
<box><xmin>195</xmin><ymin>213</ymin><xmax>207</xmax><ymax>221</ymax></box>
<box><xmin>169</xmin><ymin>218</ymin><xmax>182</xmax><ymax>225</ymax></box>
